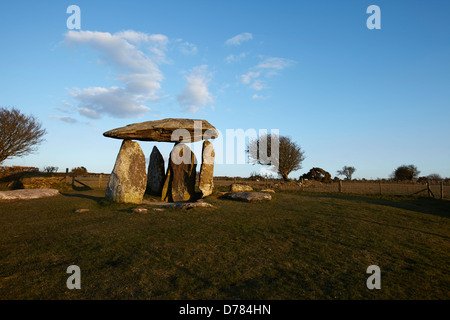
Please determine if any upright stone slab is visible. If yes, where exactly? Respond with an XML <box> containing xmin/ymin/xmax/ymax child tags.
<box><xmin>146</xmin><ymin>146</ymin><xmax>165</xmax><ymax>196</ymax></box>
<box><xmin>161</xmin><ymin>143</ymin><xmax>197</xmax><ymax>202</ymax></box>
<box><xmin>106</xmin><ymin>140</ymin><xmax>147</xmax><ymax>204</ymax></box>
<box><xmin>199</xmin><ymin>140</ymin><xmax>215</xmax><ymax>197</ymax></box>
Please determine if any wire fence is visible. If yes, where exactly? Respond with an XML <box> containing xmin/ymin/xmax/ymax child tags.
<box><xmin>212</xmin><ymin>177</ymin><xmax>450</xmax><ymax>200</ymax></box>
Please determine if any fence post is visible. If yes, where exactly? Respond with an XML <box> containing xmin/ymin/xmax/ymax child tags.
<box><xmin>72</xmin><ymin>172</ymin><xmax>76</xmax><ymax>186</ymax></box>
<box><xmin>339</xmin><ymin>180</ymin><xmax>342</xmax><ymax>193</ymax></box>
<box><xmin>65</xmin><ymin>168</ymin><xmax>69</xmax><ymax>184</ymax></box>
<box><xmin>441</xmin><ymin>182</ymin><xmax>444</xmax><ymax>200</ymax></box>
<box><xmin>99</xmin><ymin>174</ymin><xmax>102</xmax><ymax>189</ymax></box>
<box><xmin>427</xmin><ymin>182</ymin><xmax>431</xmax><ymax>198</ymax></box>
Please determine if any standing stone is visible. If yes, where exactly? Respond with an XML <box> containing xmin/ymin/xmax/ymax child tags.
<box><xmin>146</xmin><ymin>146</ymin><xmax>165</xmax><ymax>196</ymax></box>
<box><xmin>199</xmin><ymin>140</ymin><xmax>215</xmax><ymax>197</ymax></box>
<box><xmin>106</xmin><ymin>140</ymin><xmax>147</xmax><ymax>204</ymax></box>
<box><xmin>161</xmin><ymin>143</ymin><xmax>197</xmax><ymax>202</ymax></box>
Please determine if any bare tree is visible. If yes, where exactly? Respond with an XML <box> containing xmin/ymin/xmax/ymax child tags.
<box><xmin>427</xmin><ymin>173</ymin><xmax>442</xmax><ymax>181</ymax></box>
<box><xmin>43</xmin><ymin>166</ymin><xmax>59</xmax><ymax>174</ymax></box>
<box><xmin>0</xmin><ymin>107</ymin><xmax>47</xmax><ymax>164</ymax></box>
<box><xmin>337</xmin><ymin>166</ymin><xmax>356</xmax><ymax>180</ymax></box>
<box><xmin>248</xmin><ymin>134</ymin><xmax>305</xmax><ymax>181</ymax></box>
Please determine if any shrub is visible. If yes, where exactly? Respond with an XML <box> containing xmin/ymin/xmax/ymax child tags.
<box><xmin>300</xmin><ymin>167</ymin><xmax>332</xmax><ymax>183</ymax></box>
<box><xmin>71</xmin><ymin>166</ymin><xmax>88</xmax><ymax>175</ymax></box>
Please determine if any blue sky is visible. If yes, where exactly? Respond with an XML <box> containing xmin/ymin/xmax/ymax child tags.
<box><xmin>1</xmin><ymin>0</ymin><xmax>449</xmax><ymax>179</ymax></box>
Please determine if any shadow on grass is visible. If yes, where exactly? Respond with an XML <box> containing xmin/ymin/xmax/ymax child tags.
<box><xmin>304</xmin><ymin>193</ymin><xmax>450</xmax><ymax>218</ymax></box>
<box><xmin>300</xmin><ymin>193</ymin><xmax>450</xmax><ymax>237</ymax></box>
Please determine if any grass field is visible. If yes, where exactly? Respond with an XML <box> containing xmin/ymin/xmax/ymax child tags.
<box><xmin>0</xmin><ymin>188</ymin><xmax>449</xmax><ymax>299</ymax></box>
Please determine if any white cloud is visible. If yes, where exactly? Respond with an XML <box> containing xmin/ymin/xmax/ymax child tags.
<box><xmin>70</xmin><ymin>86</ymin><xmax>150</xmax><ymax>119</ymax></box>
<box><xmin>225</xmin><ymin>32</ymin><xmax>253</xmax><ymax>46</ymax></box>
<box><xmin>177</xmin><ymin>65</ymin><xmax>213</xmax><ymax>113</ymax></box>
<box><xmin>148</xmin><ymin>34</ymin><xmax>169</xmax><ymax>63</ymax></box>
<box><xmin>65</xmin><ymin>30</ymin><xmax>162</xmax><ymax>74</ymax></box>
<box><xmin>64</xmin><ymin>30</ymin><xmax>165</xmax><ymax>119</ymax></box>
<box><xmin>115</xmin><ymin>30</ymin><xmax>150</xmax><ymax>44</ymax></box>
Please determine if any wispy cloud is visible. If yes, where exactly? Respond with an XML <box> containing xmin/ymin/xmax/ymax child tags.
<box><xmin>241</xmin><ymin>56</ymin><xmax>295</xmax><ymax>95</ymax></box>
<box><xmin>256</xmin><ymin>57</ymin><xmax>294</xmax><ymax>70</ymax></box>
<box><xmin>225</xmin><ymin>52</ymin><xmax>247</xmax><ymax>63</ymax></box>
<box><xmin>250</xmin><ymin>80</ymin><xmax>266</xmax><ymax>91</ymax></box>
<box><xmin>49</xmin><ymin>115</ymin><xmax>78</xmax><ymax>124</ymax></box>
<box><xmin>241</xmin><ymin>71</ymin><xmax>260</xmax><ymax>85</ymax></box>
<box><xmin>225</xmin><ymin>32</ymin><xmax>253</xmax><ymax>46</ymax></box>
<box><xmin>177</xmin><ymin>65</ymin><xmax>213</xmax><ymax>113</ymax></box>
<box><xmin>177</xmin><ymin>39</ymin><xmax>198</xmax><ymax>55</ymax></box>
<box><xmin>252</xmin><ymin>94</ymin><xmax>269</xmax><ymax>100</ymax></box>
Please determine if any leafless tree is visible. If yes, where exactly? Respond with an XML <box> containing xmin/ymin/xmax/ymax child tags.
<box><xmin>427</xmin><ymin>173</ymin><xmax>442</xmax><ymax>181</ymax></box>
<box><xmin>248</xmin><ymin>134</ymin><xmax>305</xmax><ymax>181</ymax></box>
<box><xmin>43</xmin><ymin>166</ymin><xmax>59</xmax><ymax>173</ymax></box>
<box><xmin>337</xmin><ymin>166</ymin><xmax>356</xmax><ymax>180</ymax></box>
<box><xmin>0</xmin><ymin>107</ymin><xmax>47</xmax><ymax>164</ymax></box>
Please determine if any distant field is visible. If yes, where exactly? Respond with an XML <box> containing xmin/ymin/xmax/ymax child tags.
<box><xmin>2</xmin><ymin>171</ymin><xmax>448</xmax><ymax>200</ymax></box>
<box><xmin>0</xmin><ymin>189</ymin><xmax>449</xmax><ymax>299</ymax></box>
<box><xmin>59</xmin><ymin>174</ymin><xmax>450</xmax><ymax>200</ymax></box>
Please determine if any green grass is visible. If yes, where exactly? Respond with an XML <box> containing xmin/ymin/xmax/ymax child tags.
<box><xmin>0</xmin><ymin>190</ymin><xmax>449</xmax><ymax>299</ymax></box>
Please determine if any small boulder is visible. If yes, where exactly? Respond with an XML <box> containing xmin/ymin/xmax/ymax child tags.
<box><xmin>0</xmin><ymin>189</ymin><xmax>60</xmax><ymax>201</ymax></box>
<box><xmin>223</xmin><ymin>192</ymin><xmax>272</xmax><ymax>203</ymax></box>
<box><xmin>170</xmin><ymin>201</ymin><xmax>215</xmax><ymax>209</ymax></box>
<box><xmin>132</xmin><ymin>207</ymin><xmax>148</xmax><ymax>213</ymax></box>
<box><xmin>74</xmin><ymin>209</ymin><xmax>89</xmax><ymax>214</ymax></box>
<box><xmin>230</xmin><ymin>184</ymin><xmax>253</xmax><ymax>192</ymax></box>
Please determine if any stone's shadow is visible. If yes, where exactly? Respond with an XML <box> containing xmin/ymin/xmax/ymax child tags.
<box><xmin>71</xmin><ymin>179</ymin><xmax>93</xmax><ymax>191</ymax></box>
<box><xmin>71</xmin><ymin>185</ymin><xmax>93</xmax><ymax>192</ymax></box>
<box><xmin>60</xmin><ymin>192</ymin><xmax>104</xmax><ymax>202</ymax></box>
<box><xmin>217</xmin><ymin>193</ymin><xmax>231</xmax><ymax>201</ymax></box>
